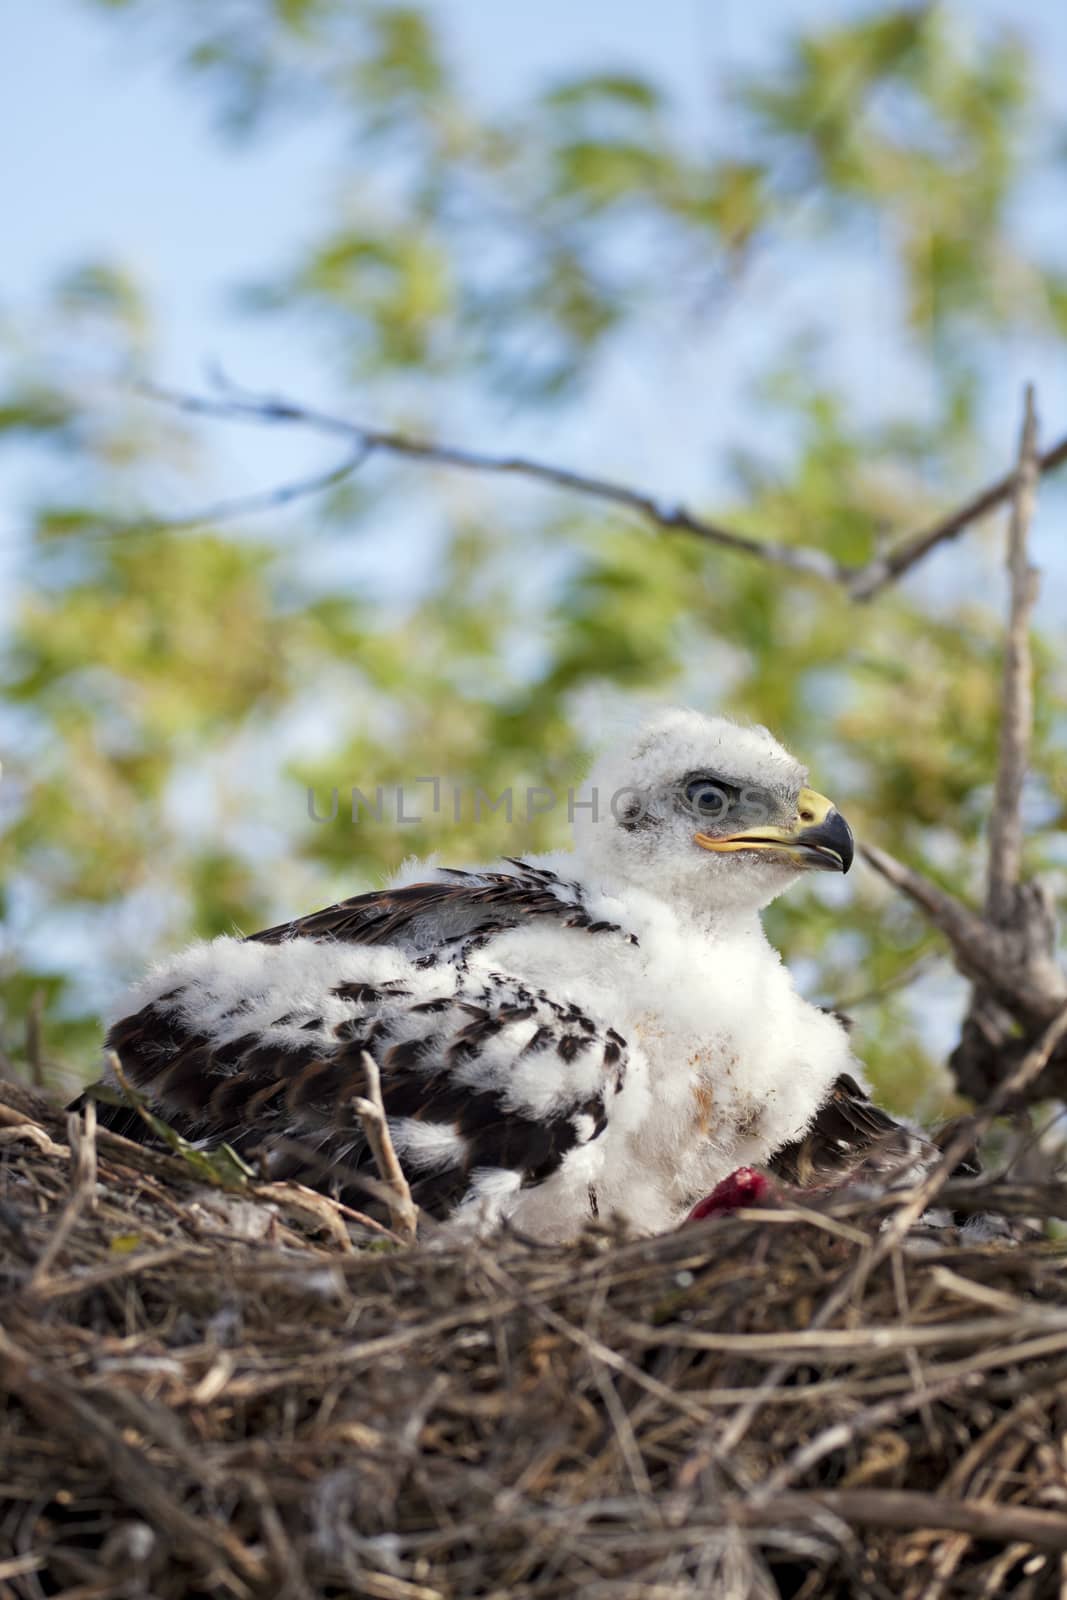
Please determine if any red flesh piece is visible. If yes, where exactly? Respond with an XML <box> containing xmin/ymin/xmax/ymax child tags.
<box><xmin>686</xmin><ymin>1166</ymin><xmax>774</xmax><ymax>1222</ymax></box>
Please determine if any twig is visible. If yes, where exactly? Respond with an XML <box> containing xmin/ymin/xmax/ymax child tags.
<box><xmin>743</xmin><ymin>1490</ymin><xmax>1067</xmax><ymax>1554</ymax></box>
<box><xmin>251</xmin><ymin>1178</ymin><xmax>392</xmax><ymax>1245</ymax></box>
<box><xmin>846</xmin><ymin>428</ymin><xmax>1067</xmax><ymax>600</ymax></box>
<box><xmin>757</xmin><ymin>1366</ymin><xmax>980</xmax><ymax>1499</ymax></box>
<box><xmin>859</xmin><ymin>841</ymin><xmax>1067</xmax><ymax>1032</ymax></box>
<box><xmin>987</xmin><ymin>384</ymin><xmax>1041</xmax><ymax>924</ymax></box>
<box><xmin>26</xmin><ymin>1103</ymin><xmax>101</xmax><ymax>1288</ymax></box>
<box><xmin>859</xmin><ymin>844</ymin><xmax>992</xmax><ymax>973</ymax></box>
<box><xmin>948</xmin><ymin>388</ymin><xmax>1048</xmax><ymax>1107</ymax></box>
<box><xmin>69</xmin><ymin>1096</ymin><xmax>98</xmax><ymax>1215</ymax></box>
<box><xmin>704</xmin><ymin>1007</ymin><xmax>1067</xmax><ymax>1464</ymax></box>
<box><xmin>136</xmin><ymin>379</ymin><xmax>1067</xmax><ymax>601</ymax></box>
<box><xmin>129</xmin><ymin>438</ymin><xmax>371</xmax><ymax>535</ymax></box>
<box><xmin>352</xmin><ymin>1051</ymin><xmax>418</xmax><ymax>1244</ymax></box>
<box><xmin>0</xmin><ymin>1555</ymin><xmax>46</xmax><ymax>1582</ymax></box>
<box><xmin>860</xmin><ymin>390</ymin><xmax>1067</xmax><ymax>1101</ymax></box>
<box><xmin>140</xmin><ymin>379</ymin><xmax>843</xmax><ymax>582</ymax></box>
<box><xmin>0</xmin><ymin>1117</ymin><xmax>68</xmax><ymax>1158</ymax></box>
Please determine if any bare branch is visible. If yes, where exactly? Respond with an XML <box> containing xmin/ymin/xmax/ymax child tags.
<box><xmin>746</xmin><ymin>1488</ymin><xmax>1067</xmax><ymax>1555</ymax></box>
<box><xmin>352</xmin><ymin>1051</ymin><xmax>418</xmax><ymax>1245</ymax></box>
<box><xmin>69</xmin><ymin>1096</ymin><xmax>98</xmax><ymax>1216</ymax></box>
<box><xmin>846</xmin><ymin>426</ymin><xmax>1067</xmax><ymax>600</ymax></box>
<box><xmin>136</xmin><ymin>442</ymin><xmax>371</xmax><ymax>535</ymax></box>
<box><xmin>986</xmin><ymin>385</ymin><xmax>1041</xmax><ymax>923</ymax></box>
<box><xmin>861</xmin><ymin>842</ymin><xmax>1067</xmax><ymax>1037</ymax></box>
<box><xmin>27</xmin><ymin>1101</ymin><xmax>100</xmax><ymax>1290</ymax></box>
<box><xmin>137</xmin><ymin>379</ymin><xmax>1067</xmax><ymax>600</ymax></box>
<box><xmin>859</xmin><ymin>843</ymin><xmax>994</xmax><ymax>975</ymax></box>
<box><xmin>140</xmin><ymin>379</ymin><xmax>844</xmax><ymax>582</ymax></box>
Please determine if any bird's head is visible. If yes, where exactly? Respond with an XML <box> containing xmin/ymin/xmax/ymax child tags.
<box><xmin>574</xmin><ymin>707</ymin><xmax>853</xmax><ymax>914</ymax></box>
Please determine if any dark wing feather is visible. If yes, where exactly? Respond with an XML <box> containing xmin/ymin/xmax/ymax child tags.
<box><xmin>768</xmin><ymin>1073</ymin><xmax>931</xmax><ymax>1187</ymax></box>
<box><xmin>246</xmin><ymin>860</ymin><xmax>624</xmax><ymax>950</ymax></box>
<box><xmin>86</xmin><ymin>863</ymin><xmax>632</xmax><ymax>1227</ymax></box>
<box><xmin>90</xmin><ymin>979</ymin><xmax>623</xmax><ymax>1225</ymax></box>
<box><xmin>769</xmin><ymin>1073</ymin><xmax>983</xmax><ymax>1191</ymax></box>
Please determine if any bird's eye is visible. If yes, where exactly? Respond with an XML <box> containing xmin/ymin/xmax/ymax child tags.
<box><xmin>685</xmin><ymin>777</ymin><xmax>738</xmax><ymax>818</ymax></box>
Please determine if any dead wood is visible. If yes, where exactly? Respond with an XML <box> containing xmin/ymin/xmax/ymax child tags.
<box><xmin>2</xmin><ymin>1082</ymin><xmax>1067</xmax><ymax>1600</ymax></box>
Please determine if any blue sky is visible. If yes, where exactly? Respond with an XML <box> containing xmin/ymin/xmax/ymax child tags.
<box><xmin>5</xmin><ymin>0</ymin><xmax>1067</xmax><ymax>554</ymax></box>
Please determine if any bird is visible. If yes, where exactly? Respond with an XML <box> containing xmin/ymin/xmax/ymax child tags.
<box><xmin>85</xmin><ymin>706</ymin><xmax>908</xmax><ymax>1241</ymax></box>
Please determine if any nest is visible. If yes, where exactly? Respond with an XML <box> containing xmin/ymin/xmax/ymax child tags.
<box><xmin>2</xmin><ymin>1082</ymin><xmax>1067</xmax><ymax>1600</ymax></box>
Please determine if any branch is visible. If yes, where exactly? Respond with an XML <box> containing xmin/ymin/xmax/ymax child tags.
<box><xmin>846</xmin><ymin>426</ymin><xmax>1067</xmax><ymax>600</ymax></box>
<box><xmin>986</xmin><ymin>384</ymin><xmax>1040</xmax><ymax>923</ymax></box>
<box><xmin>861</xmin><ymin>841</ymin><xmax>1067</xmax><ymax>1032</ymax></box>
<box><xmin>748</xmin><ymin>1489</ymin><xmax>1067</xmax><ymax>1555</ymax></box>
<box><xmin>137</xmin><ymin>378</ymin><xmax>1067</xmax><ymax>601</ymax></box>
<box><xmin>859</xmin><ymin>843</ymin><xmax>997</xmax><ymax>982</ymax></box>
<box><xmin>352</xmin><ymin>1051</ymin><xmax>418</xmax><ymax>1245</ymax></box>
<box><xmin>140</xmin><ymin>379</ymin><xmax>844</xmax><ymax>582</ymax></box>
<box><xmin>858</xmin><ymin>388</ymin><xmax>1067</xmax><ymax>1100</ymax></box>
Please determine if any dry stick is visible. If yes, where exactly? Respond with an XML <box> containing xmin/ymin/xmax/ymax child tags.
<box><xmin>26</xmin><ymin>1102</ymin><xmax>101</xmax><ymax>1289</ymax></box>
<box><xmin>69</xmin><ymin>1097</ymin><xmax>98</xmax><ymax>1215</ymax></box>
<box><xmin>858</xmin><ymin>842</ymin><xmax>993</xmax><ymax>979</ymax></box>
<box><xmin>953</xmin><ymin>387</ymin><xmax>1047</xmax><ymax>1099</ymax></box>
<box><xmin>710</xmin><ymin>999</ymin><xmax>1067</xmax><ymax>1473</ymax></box>
<box><xmin>138</xmin><ymin>380</ymin><xmax>1067</xmax><ymax>601</ymax></box>
<box><xmin>863</xmin><ymin>387</ymin><xmax>1067</xmax><ymax>1044</ymax></box>
<box><xmin>141</xmin><ymin>381</ymin><xmax>842</xmax><ymax>582</ymax></box>
<box><xmin>758</xmin><ymin>1368</ymin><xmax>982</xmax><ymax>1500</ymax></box>
<box><xmin>848</xmin><ymin>427</ymin><xmax>1067</xmax><ymax>600</ymax></box>
<box><xmin>738</xmin><ymin>1490</ymin><xmax>1067</xmax><ymax>1556</ymax></box>
<box><xmin>859</xmin><ymin>840</ymin><xmax>1067</xmax><ymax>1028</ymax></box>
<box><xmin>352</xmin><ymin>1051</ymin><xmax>418</xmax><ymax>1244</ymax></box>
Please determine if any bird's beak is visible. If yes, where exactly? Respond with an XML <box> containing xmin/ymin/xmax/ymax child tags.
<box><xmin>694</xmin><ymin>787</ymin><xmax>854</xmax><ymax>875</ymax></box>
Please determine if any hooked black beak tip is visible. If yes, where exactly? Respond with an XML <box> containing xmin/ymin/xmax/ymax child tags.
<box><xmin>798</xmin><ymin>809</ymin><xmax>854</xmax><ymax>874</ymax></box>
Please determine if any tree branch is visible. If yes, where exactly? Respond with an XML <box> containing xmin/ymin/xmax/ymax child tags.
<box><xmin>859</xmin><ymin>843</ymin><xmax>997</xmax><ymax>981</ymax></box>
<box><xmin>140</xmin><ymin>379</ymin><xmax>844</xmax><ymax>582</ymax></box>
<box><xmin>846</xmin><ymin>426</ymin><xmax>1067</xmax><ymax>600</ymax></box>
<box><xmin>861</xmin><ymin>388</ymin><xmax>1067</xmax><ymax>1103</ymax></box>
<box><xmin>137</xmin><ymin>378</ymin><xmax>1067</xmax><ymax>601</ymax></box>
<box><xmin>861</xmin><ymin>840</ymin><xmax>1066</xmax><ymax>1034</ymax></box>
<box><xmin>748</xmin><ymin>1488</ymin><xmax>1067</xmax><ymax>1555</ymax></box>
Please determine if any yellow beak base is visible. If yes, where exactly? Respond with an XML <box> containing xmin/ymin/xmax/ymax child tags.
<box><xmin>694</xmin><ymin>787</ymin><xmax>854</xmax><ymax>874</ymax></box>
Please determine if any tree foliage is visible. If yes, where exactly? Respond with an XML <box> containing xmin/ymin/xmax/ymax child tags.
<box><xmin>2</xmin><ymin>2</ymin><xmax>1066</xmax><ymax>1113</ymax></box>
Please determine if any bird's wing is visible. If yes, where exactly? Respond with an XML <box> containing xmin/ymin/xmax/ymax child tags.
<box><xmin>89</xmin><ymin>862</ymin><xmax>633</xmax><ymax>1225</ymax></box>
<box><xmin>767</xmin><ymin>1073</ymin><xmax>934</xmax><ymax>1187</ymax></box>
<box><xmin>246</xmin><ymin>858</ymin><xmax>631</xmax><ymax>951</ymax></box>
